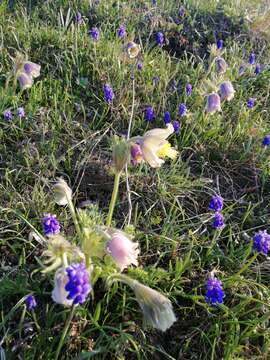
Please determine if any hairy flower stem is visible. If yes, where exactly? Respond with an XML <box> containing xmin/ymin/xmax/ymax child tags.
<box><xmin>54</xmin><ymin>305</ymin><xmax>76</xmax><ymax>360</ymax></box>
<box><xmin>106</xmin><ymin>171</ymin><xmax>121</xmax><ymax>227</ymax></box>
<box><xmin>67</xmin><ymin>197</ymin><xmax>83</xmax><ymax>243</ymax></box>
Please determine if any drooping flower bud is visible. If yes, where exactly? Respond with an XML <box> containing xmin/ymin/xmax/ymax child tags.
<box><xmin>53</xmin><ymin>178</ymin><xmax>72</xmax><ymax>206</ymax></box>
<box><xmin>112</xmin><ymin>136</ymin><xmax>130</xmax><ymax>172</ymax></box>
<box><xmin>206</xmin><ymin>93</ymin><xmax>221</xmax><ymax>114</ymax></box>
<box><xmin>219</xmin><ymin>81</ymin><xmax>235</xmax><ymax>101</ymax></box>
<box><xmin>215</xmin><ymin>57</ymin><xmax>227</xmax><ymax>74</ymax></box>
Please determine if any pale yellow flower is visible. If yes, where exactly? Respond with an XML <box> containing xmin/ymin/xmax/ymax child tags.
<box><xmin>126</xmin><ymin>41</ymin><xmax>141</xmax><ymax>59</ymax></box>
<box><xmin>53</xmin><ymin>178</ymin><xmax>72</xmax><ymax>206</ymax></box>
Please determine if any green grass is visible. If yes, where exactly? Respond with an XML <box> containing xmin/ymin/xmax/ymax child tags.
<box><xmin>1</xmin><ymin>0</ymin><xmax>270</xmax><ymax>359</ymax></box>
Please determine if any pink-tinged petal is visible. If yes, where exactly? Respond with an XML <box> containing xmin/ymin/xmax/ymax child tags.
<box><xmin>23</xmin><ymin>61</ymin><xmax>41</xmax><ymax>78</ymax></box>
<box><xmin>17</xmin><ymin>72</ymin><xmax>33</xmax><ymax>90</ymax></box>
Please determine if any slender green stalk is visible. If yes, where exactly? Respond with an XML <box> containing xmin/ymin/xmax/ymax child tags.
<box><xmin>32</xmin><ymin>311</ymin><xmax>41</xmax><ymax>332</ymax></box>
<box><xmin>235</xmin><ymin>253</ymin><xmax>258</xmax><ymax>277</ymax></box>
<box><xmin>19</xmin><ymin>306</ymin><xmax>26</xmax><ymax>338</ymax></box>
<box><xmin>54</xmin><ymin>305</ymin><xmax>76</xmax><ymax>360</ymax></box>
<box><xmin>106</xmin><ymin>171</ymin><xmax>121</xmax><ymax>227</ymax></box>
<box><xmin>67</xmin><ymin>197</ymin><xmax>83</xmax><ymax>242</ymax></box>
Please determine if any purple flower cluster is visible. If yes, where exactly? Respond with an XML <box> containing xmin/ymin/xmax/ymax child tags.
<box><xmin>253</xmin><ymin>231</ymin><xmax>270</xmax><ymax>255</ymax></box>
<box><xmin>42</xmin><ymin>213</ymin><xmax>60</xmax><ymax>236</ymax></box>
<box><xmin>155</xmin><ymin>32</ymin><xmax>164</xmax><ymax>46</ymax></box>
<box><xmin>211</xmin><ymin>212</ymin><xmax>224</xmax><ymax>229</ymax></box>
<box><xmin>178</xmin><ymin>103</ymin><xmax>187</xmax><ymax>117</ymax></box>
<box><xmin>25</xmin><ymin>295</ymin><xmax>37</xmax><ymax>310</ymax></box>
<box><xmin>3</xmin><ymin>107</ymin><xmax>25</xmax><ymax>121</ymax></box>
<box><xmin>205</xmin><ymin>277</ymin><xmax>224</xmax><ymax>306</ymax></box>
<box><xmin>117</xmin><ymin>24</ymin><xmax>126</xmax><ymax>39</ymax></box>
<box><xmin>185</xmin><ymin>83</ymin><xmax>192</xmax><ymax>96</ymax></box>
<box><xmin>216</xmin><ymin>39</ymin><xmax>223</xmax><ymax>50</ymax></box>
<box><xmin>103</xmin><ymin>84</ymin><xmax>114</xmax><ymax>103</ymax></box>
<box><xmin>247</xmin><ymin>98</ymin><xmax>255</xmax><ymax>109</ymax></box>
<box><xmin>208</xmin><ymin>196</ymin><xmax>224</xmax><ymax>229</ymax></box>
<box><xmin>65</xmin><ymin>263</ymin><xmax>91</xmax><ymax>305</ymax></box>
<box><xmin>88</xmin><ymin>27</ymin><xmax>99</xmax><ymax>41</ymax></box>
<box><xmin>262</xmin><ymin>135</ymin><xmax>270</xmax><ymax>147</ymax></box>
<box><xmin>144</xmin><ymin>106</ymin><xmax>155</xmax><ymax>122</ymax></box>
<box><xmin>163</xmin><ymin>111</ymin><xmax>171</xmax><ymax>124</ymax></box>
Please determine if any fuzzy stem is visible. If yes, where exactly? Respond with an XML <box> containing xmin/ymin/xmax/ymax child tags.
<box><xmin>67</xmin><ymin>196</ymin><xmax>83</xmax><ymax>243</ymax></box>
<box><xmin>106</xmin><ymin>171</ymin><xmax>121</xmax><ymax>227</ymax></box>
<box><xmin>54</xmin><ymin>305</ymin><xmax>75</xmax><ymax>360</ymax></box>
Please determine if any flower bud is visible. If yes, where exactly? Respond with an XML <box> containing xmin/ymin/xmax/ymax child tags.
<box><xmin>112</xmin><ymin>136</ymin><xmax>130</xmax><ymax>172</ymax></box>
<box><xmin>215</xmin><ymin>57</ymin><xmax>227</xmax><ymax>74</ymax></box>
<box><xmin>53</xmin><ymin>178</ymin><xmax>72</xmax><ymax>205</ymax></box>
<box><xmin>206</xmin><ymin>93</ymin><xmax>221</xmax><ymax>114</ymax></box>
<box><xmin>219</xmin><ymin>81</ymin><xmax>235</xmax><ymax>101</ymax></box>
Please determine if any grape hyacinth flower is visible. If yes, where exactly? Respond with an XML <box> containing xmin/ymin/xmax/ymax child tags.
<box><xmin>25</xmin><ymin>295</ymin><xmax>37</xmax><ymax>310</ymax></box>
<box><xmin>185</xmin><ymin>83</ymin><xmax>192</xmax><ymax>96</ymax></box>
<box><xmin>42</xmin><ymin>213</ymin><xmax>61</xmax><ymax>237</ymax></box>
<box><xmin>163</xmin><ymin>111</ymin><xmax>171</xmax><ymax>125</ymax></box>
<box><xmin>208</xmin><ymin>195</ymin><xmax>223</xmax><ymax>212</ymax></box>
<box><xmin>253</xmin><ymin>231</ymin><xmax>270</xmax><ymax>255</ymax></box>
<box><xmin>239</xmin><ymin>63</ymin><xmax>245</xmax><ymax>75</ymax></box>
<box><xmin>117</xmin><ymin>24</ymin><xmax>126</xmax><ymax>39</ymax></box>
<box><xmin>178</xmin><ymin>103</ymin><xmax>187</xmax><ymax>117</ymax></box>
<box><xmin>75</xmin><ymin>12</ymin><xmax>83</xmax><ymax>25</ymax></box>
<box><xmin>173</xmin><ymin>120</ymin><xmax>179</xmax><ymax>133</ymax></box>
<box><xmin>248</xmin><ymin>52</ymin><xmax>255</xmax><ymax>65</ymax></box>
<box><xmin>205</xmin><ymin>277</ymin><xmax>224</xmax><ymax>306</ymax></box>
<box><xmin>247</xmin><ymin>98</ymin><xmax>255</xmax><ymax>109</ymax></box>
<box><xmin>17</xmin><ymin>107</ymin><xmax>25</xmax><ymax>118</ymax></box>
<box><xmin>106</xmin><ymin>231</ymin><xmax>139</xmax><ymax>271</ymax></box>
<box><xmin>219</xmin><ymin>81</ymin><xmax>235</xmax><ymax>101</ymax></box>
<box><xmin>262</xmin><ymin>135</ymin><xmax>270</xmax><ymax>147</ymax></box>
<box><xmin>206</xmin><ymin>93</ymin><xmax>221</xmax><ymax>114</ymax></box>
<box><xmin>3</xmin><ymin>109</ymin><xmax>12</xmax><ymax>121</ymax></box>
<box><xmin>211</xmin><ymin>212</ymin><xmax>224</xmax><ymax>229</ymax></box>
<box><xmin>152</xmin><ymin>0</ymin><xmax>157</xmax><ymax>5</ymax></box>
<box><xmin>103</xmin><ymin>84</ymin><xmax>114</xmax><ymax>103</ymax></box>
<box><xmin>130</xmin><ymin>143</ymin><xmax>143</xmax><ymax>165</ymax></box>
<box><xmin>88</xmin><ymin>27</ymin><xmax>99</xmax><ymax>41</ymax></box>
<box><xmin>65</xmin><ymin>263</ymin><xmax>91</xmax><ymax>305</ymax></box>
<box><xmin>215</xmin><ymin>57</ymin><xmax>227</xmax><ymax>74</ymax></box>
<box><xmin>144</xmin><ymin>105</ymin><xmax>155</xmax><ymax>122</ymax></box>
<box><xmin>254</xmin><ymin>64</ymin><xmax>261</xmax><ymax>75</ymax></box>
<box><xmin>155</xmin><ymin>32</ymin><xmax>164</xmax><ymax>46</ymax></box>
<box><xmin>216</xmin><ymin>39</ymin><xmax>223</xmax><ymax>50</ymax></box>
<box><xmin>137</xmin><ymin>62</ymin><xmax>143</xmax><ymax>71</ymax></box>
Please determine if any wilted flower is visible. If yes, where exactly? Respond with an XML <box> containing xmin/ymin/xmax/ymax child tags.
<box><xmin>253</xmin><ymin>230</ymin><xmax>270</xmax><ymax>255</ymax></box>
<box><xmin>215</xmin><ymin>57</ymin><xmax>227</xmax><ymax>74</ymax></box>
<box><xmin>173</xmin><ymin>120</ymin><xmax>179</xmax><ymax>133</ymax></box>
<box><xmin>106</xmin><ymin>231</ymin><xmax>139</xmax><ymax>271</ymax></box>
<box><xmin>155</xmin><ymin>32</ymin><xmax>164</xmax><ymax>46</ymax></box>
<box><xmin>216</xmin><ymin>39</ymin><xmax>223</xmax><ymax>50</ymax></box>
<box><xmin>130</xmin><ymin>143</ymin><xmax>143</xmax><ymax>165</ymax></box>
<box><xmin>185</xmin><ymin>83</ymin><xmax>192</xmax><ymax>96</ymax></box>
<box><xmin>23</xmin><ymin>61</ymin><xmax>41</xmax><ymax>78</ymax></box>
<box><xmin>206</xmin><ymin>93</ymin><xmax>221</xmax><ymax>114</ymax></box>
<box><xmin>205</xmin><ymin>277</ymin><xmax>224</xmax><ymax>306</ymax></box>
<box><xmin>254</xmin><ymin>64</ymin><xmax>261</xmax><ymax>75</ymax></box>
<box><xmin>163</xmin><ymin>111</ymin><xmax>171</xmax><ymax>125</ymax></box>
<box><xmin>248</xmin><ymin>52</ymin><xmax>255</xmax><ymax>65</ymax></box>
<box><xmin>113</xmin><ymin>136</ymin><xmax>130</xmax><ymax>171</ymax></box>
<box><xmin>117</xmin><ymin>24</ymin><xmax>126</xmax><ymax>38</ymax></box>
<box><xmin>262</xmin><ymin>135</ymin><xmax>270</xmax><ymax>147</ymax></box>
<box><xmin>219</xmin><ymin>81</ymin><xmax>235</xmax><ymax>101</ymax></box>
<box><xmin>247</xmin><ymin>98</ymin><xmax>255</xmax><ymax>109</ymax></box>
<box><xmin>134</xmin><ymin>123</ymin><xmax>178</xmax><ymax>168</ymax></box>
<box><xmin>132</xmin><ymin>281</ymin><xmax>176</xmax><ymax>331</ymax></box>
<box><xmin>3</xmin><ymin>109</ymin><xmax>12</xmax><ymax>121</ymax></box>
<box><xmin>88</xmin><ymin>27</ymin><xmax>99</xmax><ymax>41</ymax></box>
<box><xmin>178</xmin><ymin>103</ymin><xmax>187</xmax><ymax>117</ymax></box>
<box><xmin>144</xmin><ymin>106</ymin><xmax>155</xmax><ymax>122</ymax></box>
<box><xmin>17</xmin><ymin>72</ymin><xmax>33</xmax><ymax>90</ymax></box>
<box><xmin>103</xmin><ymin>83</ymin><xmax>114</xmax><ymax>104</ymax></box>
<box><xmin>53</xmin><ymin>178</ymin><xmax>72</xmax><ymax>206</ymax></box>
<box><xmin>52</xmin><ymin>268</ymin><xmax>73</xmax><ymax>306</ymax></box>
<box><xmin>65</xmin><ymin>263</ymin><xmax>91</xmax><ymax>305</ymax></box>
<box><xmin>211</xmin><ymin>212</ymin><xmax>224</xmax><ymax>229</ymax></box>
<box><xmin>17</xmin><ymin>107</ymin><xmax>25</xmax><ymax>118</ymax></box>
<box><xmin>137</xmin><ymin>62</ymin><xmax>143</xmax><ymax>71</ymax></box>
<box><xmin>42</xmin><ymin>213</ymin><xmax>61</xmax><ymax>237</ymax></box>
<box><xmin>208</xmin><ymin>195</ymin><xmax>223</xmax><ymax>212</ymax></box>
<box><xmin>25</xmin><ymin>295</ymin><xmax>37</xmax><ymax>310</ymax></box>
<box><xmin>126</xmin><ymin>41</ymin><xmax>141</xmax><ymax>58</ymax></box>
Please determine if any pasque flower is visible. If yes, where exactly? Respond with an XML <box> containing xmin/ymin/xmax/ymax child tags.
<box><xmin>126</xmin><ymin>41</ymin><xmax>141</xmax><ymax>58</ymax></box>
<box><xmin>23</xmin><ymin>61</ymin><xmax>41</xmax><ymax>78</ymax></box>
<box><xmin>219</xmin><ymin>81</ymin><xmax>235</xmax><ymax>101</ymax></box>
<box><xmin>53</xmin><ymin>178</ymin><xmax>72</xmax><ymax>206</ymax></box>
<box><xmin>133</xmin><ymin>123</ymin><xmax>178</xmax><ymax>168</ymax></box>
<box><xmin>206</xmin><ymin>93</ymin><xmax>221</xmax><ymax>114</ymax></box>
<box><xmin>130</xmin><ymin>143</ymin><xmax>143</xmax><ymax>165</ymax></box>
<box><xmin>25</xmin><ymin>295</ymin><xmax>37</xmax><ymax>310</ymax></box>
<box><xmin>42</xmin><ymin>213</ymin><xmax>61</xmax><ymax>237</ymax></box>
<box><xmin>106</xmin><ymin>231</ymin><xmax>139</xmax><ymax>271</ymax></box>
<box><xmin>208</xmin><ymin>195</ymin><xmax>223</xmax><ymax>212</ymax></box>
<box><xmin>17</xmin><ymin>72</ymin><xmax>33</xmax><ymax>90</ymax></box>
<box><xmin>132</xmin><ymin>281</ymin><xmax>176</xmax><ymax>331</ymax></box>
<box><xmin>65</xmin><ymin>263</ymin><xmax>91</xmax><ymax>305</ymax></box>
<box><xmin>205</xmin><ymin>277</ymin><xmax>224</xmax><ymax>306</ymax></box>
<box><xmin>75</xmin><ymin>12</ymin><xmax>83</xmax><ymax>24</ymax></box>
<box><xmin>52</xmin><ymin>268</ymin><xmax>73</xmax><ymax>306</ymax></box>
<box><xmin>253</xmin><ymin>230</ymin><xmax>270</xmax><ymax>255</ymax></box>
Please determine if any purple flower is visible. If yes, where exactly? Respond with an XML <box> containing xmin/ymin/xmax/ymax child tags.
<box><xmin>185</xmin><ymin>83</ymin><xmax>192</xmax><ymax>96</ymax></box>
<box><xmin>239</xmin><ymin>63</ymin><xmax>245</xmax><ymax>75</ymax></box>
<box><xmin>88</xmin><ymin>27</ymin><xmax>99</xmax><ymax>41</ymax></box>
<box><xmin>254</xmin><ymin>64</ymin><xmax>261</xmax><ymax>75</ymax></box>
<box><xmin>117</xmin><ymin>24</ymin><xmax>126</xmax><ymax>39</ymax></box>
<box><xmin>206</xmin><ymin>93</ymin><xmax>221</xmax><ymax>114</ymax></box>
<box><xmin>17</xmin><ymin>107</ymin><xmax>25</xmax><ymax>118</ymax></box>
<box><xmin>155</xmin><ymin>32</ymin><xmax>164</xmax><ymax>46</ymax></box>
<box><xmin>23</xmin><ymin>62</ymin><xmax>41</xmax><ymax>78</ymax></box>
<box><xmin>205</xmin><ymin>277</ymin><xmax>224</xmax><ymax>306</ymax></box>
<box><xmin>216</xmin><ymin>39</ymin><xmax>223</xmax><ymax>50</ymax></box>
<box><xmin>144</xmin><ymin>106</ymin><xmax>155</xmax><ymax>122</ymax></box>
<box><xmin>25</xmin><ymin>295</ymin><xmax>37</xmax><ymax>310</ymax></box>
<box><xmin>103</xmin><ymin>84</ymin><xmax>114</xmax><ymax>103</ymax></box>
<box><xmin>219</xmin><ymin>81</ymin><xmax>235</xmax><ymax>101</ymax></box>
<box><xmin>75</xmin><ymin>12</ymin><xmax>83</xmax><ymax>24</ymax></box>
<box><xmin>173</xmin><ymin>120</ymin><xmax>179</xmax><ymax>133</ymax></box>
<box><xmin>137</xmin><ymin>62</ymin><xmax>143</xmax><ymax>71</ymax></box>
<box><xmin>247</xmin><ymin>98</ymin><xmax>255</xmax><ymax>109</ymax></box>
<box><xmin>248</xmin><ymin>52</ymin><xmax>255</xmax><ymax>65</ymax></box>
<box><xmin>42</xmin><ymin>213</ymin><xmax>60</xmax><ymax>237</ymax></box>
<box><xmin>130</xmin><ymin>143</ymin><xmax>143</xmax><ymax>165</ymax></box>
<box><xmin>178</xmin><ymin>6</ymin><xmax>185</xmax><ymax>17</ymax></box>
<box><xmin>253</xmin><ymin>231</ymin><xmax>270</xmax><ymax>255</ymax></box>
<box><xmin>163</xmin><ymin>111</ymin><xmax>171</xmax><ymax>125</ymax></box>
<box><xmin>262</xmin><ymin>135</ymin><xmax>270</xmax><ymax>147</ymax></box>
<box><xmin>211</xmin><ymin>212</ymin><xmax>224</xmax><ymax>229</ymax></box>
<box><xmin>178</xmin><ymin>103</ymin><xmax>187</xmax><ymax>117</ymax></box>
<box><xmin>208</xmin><ymin>195</ymin><xmax>223</xmax><ymax>212</ymax></box>
<box><xmin>3</xmin><ymin>109</ymin><xmax>12</xmax><ymax>121</ymax></box>
<box><xmin>17</xmin><ymin>72</ymin><xmax>33</xmax><ymax>90</ymax></box>
<box><xmin>215</xmin><ymin>57</ymin><xmax>227</xmax><ymax>74</ymax></box>
<box><xmin>65</xmin><ymin>263</ymin><xmax>91</xmax><ymax>305</ymax></box>
<box><xmin>152</xmin><ymin>0</ymin><xmax>157</xmax><ymax>4</ymax></box>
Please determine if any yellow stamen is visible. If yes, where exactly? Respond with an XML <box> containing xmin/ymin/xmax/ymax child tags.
<box><xmin>157</xmin><ymin>142</ymin><xmax>178</xmax><ymax>160</ymax></box>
